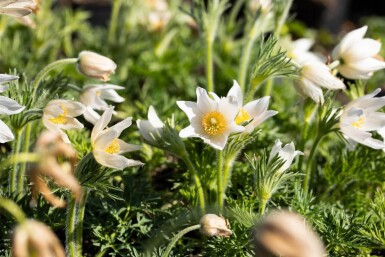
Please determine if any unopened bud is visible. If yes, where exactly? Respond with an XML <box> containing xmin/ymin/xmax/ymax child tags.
<box><xmin>200</xmin><ymin>214</ymin><xmax>232</xmax><ymax>237</ymax></box>
<box><xmin>78</xmin><ymin>51</ymin><xmax>117</xmax><ymax>82</ymax></box>
<box><xmin>254</xmin><ymin>211</ymin><xmax>325</xmax><ymax>257</ymax></box>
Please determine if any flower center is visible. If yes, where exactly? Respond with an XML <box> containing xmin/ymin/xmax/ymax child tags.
<box><xmin>105</xmin><ymin>139</ymin><xmax>120</xmax><ymax>154</ymax></box>
<box><xmin>351</xmin><ymin>116</ymin><xmax>365</xmax><ymax>128</ymax></box>
<box><xmin>49</xmin><ymin>105</ymin><xmax>68</xmax><ymax>124</ymax></box>
<box><xmin>202</xmin><ymin>111</ymin><xmax>227</xmax><ymax>136</ymax></box>
<box><xmin>235</xmin><ymin>108</ymin><xmax>250</xmax><ymax>125</ymax></box>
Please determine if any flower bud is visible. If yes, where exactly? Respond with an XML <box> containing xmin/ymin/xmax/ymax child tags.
<box><xmin>78</xmin><ymin>51</ymin><xmax>117</xmax><ymax>82</ymax></box>
<box><xmin>200</xmin><ymin>214</ymin><xmax>232</xmax><ymax>237</ymax></box>
<box><xmin>254</xmin><ymin>211</ymin><xmax>325</xmax><ymax>257</ymax></box>
<box><xmin>12</xmin><ymin>219</ymin><xmax>65</xmax><ymax>257</ymax></box>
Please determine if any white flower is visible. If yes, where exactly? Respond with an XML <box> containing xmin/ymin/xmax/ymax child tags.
<box><xmin>79</xmin><ymin>84</ymin><xmax>125</xmax><ymax>124</ymax></box>
<box><xmin>42</xmin><ymin>99</ymin><xmax>85</xmax><ymax>143</ymax></box>
<box><xmin>177</xmin><ymin>87</ymin><xmax>245</xmax><ymax>150</ymax></box>
<box><xmin>332</xmin><ymin>26</ymin><xmax>385</xmax><ymax>79</ymax></box>
<box><xmin>249</xmin><ymin>0</ymin><xmax>272</xmax><ymax>13</ymax></box>
<box><xmin>268</xmin><ymin>139</ymin><xmax>303</xmax><ymax>173</ymax></box>
<box><xmin>91</xmin><ymin>107</ymin><xmax>143</xmax><ymax>170</ymax></box>
<box><xmin>225</xmin><ymin>80</ymin><xmax>277</xmax><ymax>133</ymax></box>
<box><xmin>340</xmin><ymin>88</ymin><xmax>385</xmax><ymax>149</ymax></box>
<box><xmin>0</xmin><ymin>0</ymin><xmax>35</xmax><ymax>17</ymax></box>
<box><xmin>77</xmin><ymin>51</ymin><xmax>117</xmax><ymax>82</ymax></box>
<box><xmin>136</xmin><ymin>105</ymin><xmax>164</xmax><ymax>145</ymax></box>
<box><xmin>287</xmin><ymin>38</ymin><xmax>323</xmax><ymax>65</ymax></box>
<box><xmin>295</xmin><ymin>61</ymin><xmax>345</xmax><ymax>104</ymax></box>
<box><xmin>0</xmin><ymin>74</ymin><xmax>24</xmax><ymax>143</ymax></box>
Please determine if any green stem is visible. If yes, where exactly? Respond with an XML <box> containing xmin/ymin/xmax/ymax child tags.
<box><xmin>0</xmin><ymin>198</ymin><xmax>26</xmax><ymax>223</ymax></box>
<box><xmin>217</xmin><ymin>150</ymin><xmax>224</xmax><ymax>214</ymax></box>
<box><xmin>206</xmin><ymin>38</ymin><xmax>214</xmax><ymax>92</ymax></box>
<box><xmin>303</xmin><ymin>135</ymin><xmax>323</xmax><ymax>192</ymax></box>
<box><xmin>76</xmin><ymin>190</ymin><xmax>89</xmax><ymax>256</ymax></box>
<box><xmin>297</xmin><ymin>121</ymin><xmax>309</xmax><ymax>173</ymax></box>
<box><xmin>108</xmin><ymin>0</ymin><xmax>122</xmax><ymax>44</ymax></box>
<box><xmin>182</xmin><ymin>153</ymin><xmax>205</xmax><ymax>215</ymax></box>
<box><xmin>273</xmin><ymin>0</ymin><xmax>293</xmax><ymax>38</ymax></box>
<box><xmin>263</xmin><ymin>77</ymin><xmax>273</xmax><ymax>97</ymax></box>
<box><xmin>220</xmin><ymin>157</ymin><xmax>234</xmax><ymax>211</ymax></box>
<box><xmin>66</xmin><ymin>196</ymin><xmax>77</xmax><ymax>257</ymax></box>
<box><xmin>259</xmin><ymin>198</ymin><xmax>267</xmax><ymax>216</ymax></box>
<box><xmin>32</xmin><ymin>58</ymin><xmax>78</xmax><ymax>97</ymax></box>
<box><xmin>17</xmin><ymin>124</ymin><xmax>32</xmax><ymax>197</ymax></box>
<box><xmin>161</xmin><ymin>224</ymin><xmax>201</xmax><ymax>257</ymax></box>
<box><xmin>9</xmin><ymin>129</ymin><xmax>22</xmax><ymax>197</ymax></box>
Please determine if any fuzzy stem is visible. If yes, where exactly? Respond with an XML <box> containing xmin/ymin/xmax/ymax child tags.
<box><xmin>17</xmin><ymin>124</ymin><xmax>32</xmax><ymax>198</ymax></box>
<box><xmin>32</xmin><ymin>58</ymin><xmax>78</xmax><ymax>97</ymax></box>
<box><xmin>217</xmin><ymin>150</ymin><xmax>224</xmax><ymax>214</ymax></box>
<box><xmin>76</xmin><ymin>190</ymin><xmax>89</xmax><ymax>256</ymax></box>
<box><xmin>182</xmin><ymin>153</ymin><xmax>205</xmax><ymax>215</ymax></box>
<box><xmin>0</xmin><ymin>198</ymin><xmax>26</xmax><ymax>223</ymax></box>
<box><xmin>108</xmin><ymin>0</ymin><xmax>122</xmax><ymax>44</ymax></box>
<box><xmin>206</xmin><ymin>38</ymin><xmax>214</xmax><ymax>92</ymax></box>
<box><xmin>161</xmin><ymin>224</ymin><xmax>201</xmax><ymax>257</ymax></box>
<box><xmin>9</xmin><ymin>129</ymin><xmax>22</xmax><ymax>197</ymax></box>
<box><xmin>263</xmin><ymin>77</ymin><xmax>273</xmax><ymax>97</ymax></box>
<box><xmin>66</xmin><ymin>196</ymin><xmax>77</xmax><ymax>257</ymax></box>
<box><xmin>303</xmin><ymin>135</ymin><xmax>323</xmax><ymax>192</ymax></box>
<box><xmin>259</xmin><ymin>198</ymin><xmax>267</xmax><ymax>216</ymax></box>
<box><xmin>220</xmin><ymin>157</ymin><xmax>234</xmax><ymax>211</ymax></box>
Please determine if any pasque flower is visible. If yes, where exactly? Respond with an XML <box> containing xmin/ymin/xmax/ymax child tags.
<box><xmin>268</xmin><ymin>139</ymin><xmax>303</xmax><ymax>173</ymax></box>
<box><xmin>0</xmin><ymin>0</ymin><xmax>36</xmax><ymax>17</ymax></box>
<box><xmin>0</xmin><ymin>74</ymin><xmax>24</xmax><ymax>143</ymax></box>
<box><xmin>332</xmin><ymin>26</ymin><xmax>385</xmax><ymax>79</ymax></box>
<box><xmin>295</xmin><ymin>61</ymin><xmax>345</xmax><ymax>104</ymax></box>
<box><xmin>42</xmin><ymin>99</ymin><xmax>85</xmax><ymax>143</ymax></box>
<box><xmin>177</xmin><ymin>87</ymin><xmax>245</xmax><ymax>150</ymax></box>
<box><xmin>78</xmin><ymin>51</ymin><xmax>117</xmax><ymax>82</ymax></box>
<box><xmin>136</xmin><ymin>105</ymin><xmax>164</xmax><ymax>145</ymax></box>
<box><xmin>225</xmin><ymin>80</ymin><xmax>277</xmax><ymax>133</ymax></box>
<box><xmin>91</xmin><ymin>107</ymin><xmax>143</xmax><ymax>170</ymax></box>
<box><xmin>200</xmin><ymin>214</ymin><xmax>232</xmax><ymax>237</ymax></box>
<box><xmin>340</xmin><ymin>88</ymin><xmax>385</xmax><ymax>149</ymax></box>
<box><xmin>286</xmin><ymin>38</ymin><xmax>323</xmax><ymax>64</ymax></box>
<box><xmin>79</xmin><ymin>84</ymin><xmax>124</xmax><ymax>124</ymax></box>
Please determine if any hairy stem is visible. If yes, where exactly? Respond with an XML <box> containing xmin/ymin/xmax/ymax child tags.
<box><xmin>9</xmin><ymin>129</ymin><xmax>22</xmax><ymax>197</ymax></box>
<box><xmin>161</xmin><ymin>224</ymin><xmax>201</xmax><ymax>257</ymax></box>
<box><xmin>17</xmin><ymin>124</ymin><xmax>32</xmax><ymax>197</ymax></box>
<box><xmin>206</xmin><ymin>38</ymin><xmax>214</xmax><ymax>92</ymax></box>
<box><xmin>217</xmin><ymin>150</ymin><xmax>224</xmax><ymax>214</ymax></box>
<box><xmin>108</xmin><ymin>0</ymin><xmax>122</xmax><ymax>44</ymax></box>
<box><xmin>303</xmin><ymin>135</ymin><xmax>323</xmax><ymax>192</ymax></box>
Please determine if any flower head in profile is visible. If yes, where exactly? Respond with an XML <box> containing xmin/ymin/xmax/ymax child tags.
<box><xmin>295</xmin><ymin>61</ymin><xmax>345</xmax><ymax>104</ymax></box>
<box><xmin>332</xmin><ymin>26</ymin><xmax>385</xmax><ymax>79</ymax></box>
<box><xmin>286</xmin><ymin>38</ymin><xmax>323</xmax><ymax>65</ymax></box>
<box><xmin>0</xmin><ymin>0</ymin><xmax>36</xmax><ymax>17</ymax></box>
<box><xmin>0</xmin><ymin>74</ymin><xmax>24</xmax><ymax>143</ymax></box>
<box><xmin>177</xmin><ymin>87</ymin><xmax>245</xmax><ymax>150</ymax></box>
<box><xmin>91</xmin><ymin>107</ymin><xmax>143</xmax><ymax>170</ymax></box>
<box><xmin>136</xmin><ymin>105</ymin><xmax>164</xmax><ymax>145</ymax></box>
<box><xmin>78</xmin><ymin>51</ymin><xmax>117</xmax><ymax>82</ymax></box>
<box><xmin>200</xmin><ymin>214</ymin><xmax>232</xmax><ymax>237</ymax></box>
<box><xmin>42</xmin><ymin>99</ymin><xmax>85</xmax><ymax>143</ymax></box>
<box><xmin>340</xmin><ymin>88</ymin><xmax>385</xmax><ymax>149</ymax></box>
<box><xmin>268</xmin><ymin>139</ymin><xmax>303</xmax><ymax>173</ymax></box>
<box><xmin>12</xmin><ymin>219</ymin><xmax>65</xmax><ymax>257</ymax></box>
<box><xmin>225</xmin><ymin>80</ymin><xmax>277</xmax><ymax>133</ymax></box>
<box><xmin>79</xmin><ymin>84</ymin><xmax>125</xmax><ymax>124</ymax></box>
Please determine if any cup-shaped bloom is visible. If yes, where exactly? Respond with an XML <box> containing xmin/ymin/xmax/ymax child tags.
<box><xmin>12</xmin><ymin>219</ymin><xmax>65</xmax><ymax>257</ymax></box>
<box><xmin>91</xmin><ymin>107</ymin><xmax>143</xmax><ymax>170</ymax></box>
<box><xmin>340</xmin><ymin>88</ymin><xmax>385</xmax><ymax>149</ymax></box>
<box><xmin>136</xmin><ymin>105</ymin><xmax>164</xmax><ymax>145</ymax></box>
<box><xmin>0</xmin><ymin>0</ymin><xmax>35</xmax><ymax>17</ymax></box>
<box><xmin>255</xmin><ymin>211</ymin><xmax>325</xmax><ymax>257</ymax></box>
<box><xmin>0</xmin><ymin>75</ymin><xmax>24</xmax><ymax>143</ymax></box>
<box><xmin>42</xmin><ymin>99</ymin><xmax>85</xmax><ymax>143</ymax></box>
<box><xmin>177</xmin><ymin>87</ymin><xmax>245</xmax><ymax>150</ymax></box>
<box><xmin>79</xmin><ymin>84</ymin><xmax>125</xmax><ymax>124</ymax></box>
<box><xmin>78</xmin><ymin>51</ymin><xmax>117</xmax><ymax>82</ymax></box>
<box><xmin>295</xmin><ymin>61</ymin><xmax>345</xmax><ymax>104</ymax></box>
<box><xmin>286</xmin><ymin>38</ymin><xmax>323</xmax><ymax>65</ymax></box>
<box><xmin>200</xmin><ymin>214</ymin><xmax>232</xmax><ymax>237</ymax></box>
<box><xmin>268</xmin><ymin>139</ymin><xmax>303</xmax><ymax>173</ymax></box>
<box><xmin>226</xmin><ymin>80</ymin><xmax>277</xmax><ymax>133</ymax></box>
<box><xmin>332</xmin><ymin>26</ymin><xmax>385</xmax><ymax>79</ymax></box>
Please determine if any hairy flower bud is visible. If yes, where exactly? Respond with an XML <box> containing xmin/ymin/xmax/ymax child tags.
<box><xmin>200</xmin><ymin>214</ymin><xmax>232</xmax><ymax>237</ymax></box>
<box><xmin>254</xmin><ymin>211</ymin><xmax>325</xmax><ymax>257</ymax></box>
<box><xmin>78</xmin><ymin>51</ymin><xmax>117</xmax><ymax>82</ymax></box>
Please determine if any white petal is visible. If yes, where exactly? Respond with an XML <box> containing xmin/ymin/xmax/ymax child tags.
<box><xmin>362</xmin><ymin>112</ymin><xmax>385</xmax><ymax>131</ymax></box>
<box><xmin>243</xmin><ymin>96</ymin><xmax>270</xmax><ymax>118</ymax></box>
<box><xmin>93</xmin><ymin>150</ymin><xmax>143</xmax><ymax>170</ymax></box>
<box><xmin>110</xmin><ymin>117</ymin><xmax>132</xmax><ymax>135</ymax></box>
<box><xmin>0</xmin><ymin>85</ymin><xmax>8</xmax><ymax>93</ymax></box>
<box><xmin>301</xmin><ymin>62</ymin><xmax>345</xmax><ymax>90</ymax></box>
<box><xmin>179</xmin><ymin>125</ymin><xmax>199</xmax><ymax>138</ymax></box>
<box><xmin>117</xmin><ymin>139</ymin><xmax>141</xmax><ymax>154</ymax></box>
<box><xmin>295</xmin><ymin>79</ymin><xmax>324</xmax><ymax>104</ymax></box>
<box><xmin>203</xmin><ymin>133</ymin><xmax>228</xmax><ymax>150</ymax></box>
<box><xmin>0</xmin><ymin>96</ymin><xmax>25</xmax><ymax>115</ymax></box>
<box><xmin>59</xmin><ymin>117</ymin><xmax>84</xmax><ymax>130</ymax></box>
<box><xmin>100</xmin><ymin>88</ymin><xmax>124</xmax><ymax>103</ymax></box>
<box><xmin>0</xmin><ymin>119</ymin><xmax>14</xmax><ymax>143</ymax></box>
<box><xmin>292</xmin><ymin>38</ymin><xmax>314</xmax><ymax>52</ymax></box>
<box><xmin>349</xmin><ymin>58</ymin><xmax>385</xmax><ymax>73</ymax></box>
<box><xmin>91</xmin><ymin>107</ymin><xmax>113</xmax><ymax>142</ymax></box>
<box><xmin>338</xmin><ymin>65</ymin><xmax>372</xmax><ymax>80</ymax></box>
<box><xmin>0</xmin><ymin>7</ymin><xmax>31</xmax><ymax>17</ymax></box>
<box><xmin>94</xmin><ymin>118</ymin><xmax>132</xmax><ymax>149</ymax></box>
<box><xmin>148</xmin><ymin>106</ymin><xmax>164</xmax><ymax>128</ymax></box>
<box><xmin>344</xmin><ymin>38</ymin><xmax>381</xmax><ymax>62</ymax></box>
<box><xmin>196</xmin><ymin>87</ymin><xmax>217</xmax><ymax>112</ymax></box>
<box><xmin>268</xmin><ymin>139</ymin><xmax>282</xmax><ymax>163</ymax></box>
<box><xmin>245</xmin><ymin>110</ymin><xmax>278</xmax><ymax>133</ymax></box>
<box><xmin>218</xmin><ymin>96</ymin><xmax>240</xmax><ymax>122</ymax></box>
<box><xmin>227</xmin><ymin>80</ymin><xmax>243</xmax><ymax>108</ymax></box>
<box><xmin>83</xmin><ymin>107</ymin><xmax>101</xmax><ymax>125</ymax></box>
<box><xmin>0</xmin><ymin>74</ymin><xmax>18</xmax><ymax>85</ymax></box>
<box><xmin>177</xmin><ymin>101</ymin><xmax>200</xmax><ymax>120</ymax></box>
<box><xmin>332</xmin><ymin>26</ymin><xmax>367</xmax><ymax>59</ymax></box>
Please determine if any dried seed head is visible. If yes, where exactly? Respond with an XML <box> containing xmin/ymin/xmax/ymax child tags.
<box><xmin>77</xmin><ymin>51</ymin><xmax>117</xmax><ymax>82</ymax></box>
<box><xmin>200</xmin><ymin>214</ymin><xmax>232</xmax><ymax>237</ymax></box>
<box><xmin>12</xmin><ymin>219</ymin><xmax>65</xmax><ymax>257</ymax></box>
<box><xmin>254</xmin><ymin>211</ymin><xmax>325</xmax><ymax>257</ymax></box>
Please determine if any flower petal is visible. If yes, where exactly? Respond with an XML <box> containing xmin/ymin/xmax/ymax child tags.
<box><xmin>83</xmin><ymin>107</ymin><xmax>101</xmax><ymax>125</ymax></box>
<box><xmin>344</xmin><ymin>38</ymin><xmax>381</xmax><ymax>62</ymax></box>
<box><xmin>148</xmin><ymin>106</ymin><xmax>164</xmax><ymax>128</ymax></box>
<box><xmin>196</xmin><ymin>87</ymin><xmax>217</xmax><ymax>112</ymax></box>
<box><xmin>91</xmin><ymin>107</ymin><xmax>113</xmax><ymax>142</ymax></box>
<box><xmin>93</xmin><ymin>150</ymin><xmax>143</xmax><ymax>170</ymax></box>
<box><xmin>0</xmin><ymin>96</ymin><xmax>25</xmax><ymax>115</ymax></box>
<box><xmin>332</xmin><ymin>26</ymin><xmax>367</xmax><ymax>59</ymax></box>
<box><xmin>0</xmin><ymin>74</ymin><xmax>19</xmax><ymax>85</ymax></box>
<box><xmin>227</xmin><ymin>80</ymin><xmax>243</xmax><ymax>108</ymax></box>
<box><xmin>177</xmin><ymin>101</ymin><xmax>200</xmax><ymax>120</ymax></box>
<box><xmin>295</xmin><ymin>79</ymin><xmax>324</xmax><ymax>104</ymax></box>
<box><xmin>0</xmin><ymin>119</ymin><xmax>14</xmax><ymax>143</ymax></box>
<box><xmin>117</xmin><ymin>139</ymin><xmax>141</xmax><ymax>154</ymax></box>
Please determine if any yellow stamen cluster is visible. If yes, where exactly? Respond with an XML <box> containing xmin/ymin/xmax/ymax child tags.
<box><xmin>202</xmin><ymin>111</ymin><xmax>227</xmax><ymax>136</ymax></box>
<box><xmin>105</xmin><ymin>139</ymin><xmax>120</xmax><ymax>154</ymax></box>
<box><xmin>235</xmin><ymin>108</ymin><xmax>250</xmax><ymax>125</ymax></box>
<box><xmin>352</xmin><ymin>116</ymin><xmax>366</xmax><ymax>128</ymax></box>
<box><xmin>49</xmin><ymin>105</ymin><xmax>68</xmax><ymax>124</ymax></box>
